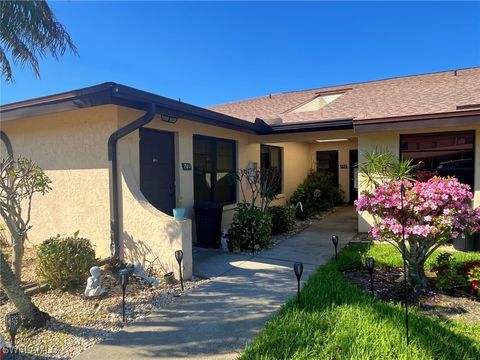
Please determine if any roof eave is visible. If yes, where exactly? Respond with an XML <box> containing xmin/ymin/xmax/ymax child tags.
<box><xmin>259</xmin><ymin>118</ymin><xmax>354</xmax><ymax>134</ymax></box>
<box><xmin>110</xmin><ymin>84</ymin><xmax>262</xmax><ymax>134</ymax></box>
<box><xmin>0</xmin><ymin>83</ymin><xmax>115</xmax><ymax>122</ymax></box>
<box><xmin>0</xmin><ymin>83</ymin><xmax>263</xmax><ymax>134</ymax></box>
<box><xmin>353</xmin><ymin>110</ymin><xmax>480</xmax><ymax>133</ymax></box>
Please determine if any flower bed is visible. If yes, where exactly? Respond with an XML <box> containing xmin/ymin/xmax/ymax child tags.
<box><xmin>340</xmin><ymin>243</ymin><xmax>480</xmax><ymax>322</ymax></box>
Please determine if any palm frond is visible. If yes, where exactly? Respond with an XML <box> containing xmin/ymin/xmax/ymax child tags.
<box><xmin>0</xmin><ymin>0</ymin><xmax>78</xmax><ymax>82</ymax></box>
<box><xmin>0</xmin><ymin>47</ymin><xmax>12</xmax><ymax>81</ymax></box>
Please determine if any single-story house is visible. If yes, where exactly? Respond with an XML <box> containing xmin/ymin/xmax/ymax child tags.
<box><xmin>1</xmin><ymin>67</ymin><xmax>479</xmax><ymax>278</ymax></box>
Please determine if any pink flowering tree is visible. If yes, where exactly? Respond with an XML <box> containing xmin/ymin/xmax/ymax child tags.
<box><xmin>356</xmin><ymin>177</ymin><xmax>480</xmax><ymax>287</ymax></box>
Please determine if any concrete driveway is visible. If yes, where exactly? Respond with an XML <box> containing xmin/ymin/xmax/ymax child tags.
<box><xmin>76</xmin><ymin>206</ymin><xmax>357</xmax><ymax>360</ymax></box>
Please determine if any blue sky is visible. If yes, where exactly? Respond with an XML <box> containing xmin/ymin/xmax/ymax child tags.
<box><xmin>1</xmin><ymin>1</ymin><xmax>479</xmax><ymax>106</ymax></box>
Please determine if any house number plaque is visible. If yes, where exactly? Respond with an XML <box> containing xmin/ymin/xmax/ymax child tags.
<box><xmin>181</xmin><ymin>163</ymin><xmax>192</xmax><ymax>171</ymax></box>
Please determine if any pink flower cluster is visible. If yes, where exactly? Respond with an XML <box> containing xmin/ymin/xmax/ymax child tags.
<box><xmin>355</xmin><ymin>177</ymin><xmax>480</xmax><ymax>243</ymax></box>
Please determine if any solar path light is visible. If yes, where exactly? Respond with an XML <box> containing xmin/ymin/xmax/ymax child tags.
<box><xmin>365</xmin><ymin>257</ymin><xmax>375</xmax><ymax>296</ymax></box>
<box><xmin>5</xmin><ymin>310</ymin><xmax>21</xmax><ymax>356</ymax></box>
<box><xmin>250</xmin><ymin>223</ymin><xmax>256</xmax><ymax>256</ymax></box>
<box><xmin>119</xmin><ymin>268</ymin><xmax>129</xmax><ymax>323</ymax></box>
<box><xmin>331</xmin><ymin>235</ymin><xmax>339</xmax><ymax>263</ymax></box>
<box><xmin>293</xmin><ymin>262</ymin><xmax>304</xmax><ymax>305</ymax></box>
<box><xmin>175</xmin><ymin>250</ymin><xmax>184</xmax><ymax>291</ymax></box>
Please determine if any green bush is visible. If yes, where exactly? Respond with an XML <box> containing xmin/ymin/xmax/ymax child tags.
<box><xmin>268</xmin><ymin>205</ymin><xmax>296</xmax><ymax>235</ymax></box>
<box><xmin>432</xmin><ymin>252</ymin><xmax>480</xmax><ymax>295</ymax></box>
<box><xmin>288</xmin><ymin>171</ymin><xmax>344</xmax><ymax>219</ymax></box>
<box><xmin>231</xmin><ymin>203</ymin><xmax>272</xmax><ymax>251</ymax></box>
<box><xmin>36</xmin><ymin>232</ymin><xmax>97</xmax><ymax>290</ymax></box>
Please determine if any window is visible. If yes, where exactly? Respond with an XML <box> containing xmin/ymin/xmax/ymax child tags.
<box><xmin>400</xmin><ymin>131</ymin><xmax>474</xmax><ymax>188</ymax></box>
<box><xmin>193</xmin><ymin>135</ymin><xmax>236</xmax><ymax>204</ymax></box>
<box><xmin>289</xmin><ymin>89</ymin><xmax>350</xmax><ymax>113</ymax></box>
<box><xmin>316</xmin><ymin>151</ymin><xmax>339</xmax><ymax>185</ymax></box>
<box><xmin>260</xmin><ymin>145</ymin><xmax>283</xmax><ymax>195</ymax></box>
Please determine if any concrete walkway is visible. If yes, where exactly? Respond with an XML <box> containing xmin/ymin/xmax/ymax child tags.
<box><xmin>76</xmin><ymin>206</ymin><xmax>357</xmax><ymax>360</ymax></box>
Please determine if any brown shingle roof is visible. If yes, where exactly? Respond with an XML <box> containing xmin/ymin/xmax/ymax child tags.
<box><xmin>209</xmin><ymin>67</ymin><xmax>480</xmax><ymax>124</ymax></box>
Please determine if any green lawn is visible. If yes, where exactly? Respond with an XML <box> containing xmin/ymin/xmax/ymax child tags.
<box><xmin>337</xmin><ymin>242</ymin><xmax>480</xmax><ymax>272</ymax></box>
<box><xmin>240</xmin><ymin>243</ymin><xmax>480</xmax><ymax>360</ymax></box>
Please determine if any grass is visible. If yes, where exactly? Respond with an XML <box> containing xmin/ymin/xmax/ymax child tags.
<box><xmin>337</xmin><ymin>242</ymin><xmax>480</xmax><ymax>271</ymax></box>
<box><xmin>240</xmin><ymin>243</ymin><xmax>480</xmax><ymax>360</ymax></box>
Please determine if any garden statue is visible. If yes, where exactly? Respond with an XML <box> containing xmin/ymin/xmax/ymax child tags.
<box><xmin>84</xmin><ymin>266</ymin><xmax>106</xmax><ymax>297</ymax></box>
<box><xmin>133</xmin><ymin>262</ymin><xmax>159</xmax><ymax>286</ymax></box>
<box><xmin>221</xmin><ymin>229</ymin><xmax>229</xmax><ymax>252</ymax></box>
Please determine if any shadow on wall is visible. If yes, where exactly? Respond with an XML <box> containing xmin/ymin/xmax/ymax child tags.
<box><xmin>122</xmin><ymin>224</ymin><xmax>182</xmax><ymax>276</ymax></box>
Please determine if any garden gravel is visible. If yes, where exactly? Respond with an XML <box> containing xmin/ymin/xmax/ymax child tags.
<box><xmin>0</xmin><ymin>274</ymin><xmax>208</xmax><ymax>359</ymax></box>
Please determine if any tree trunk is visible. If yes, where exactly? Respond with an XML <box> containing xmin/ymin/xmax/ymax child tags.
<box><xmin>407</xmin><ymin>256</ymin><xmax>427</xmax><ymax>288</ymax></box>
<box><xmin>11</xmin><ymin>233</ymin><xmax>25</xmax><ymax>280</ymax></box>
<box><xmin>0</xmin><ymin>252</ymin><xmax>49</xmax><ymax>328</ymax></box>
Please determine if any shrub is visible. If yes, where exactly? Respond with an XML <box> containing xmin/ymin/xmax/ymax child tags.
<box><xmin>432</xmin><ymin>252</ymin><xmax>480</xmax><ymax>296</ymax></box>
<box><xmin>289</xmin><ymin>171</ymin><xmax>344</xmax><ymax>219</ymax></box>
<box><xmin>268</xmin><ymin>205</ymin><xmax>296</xmax><ymax>235</ymax></box>
<box><xmin>231</xmin><ymin>203</ymin><xmax>272</xmax><ymax>251</ymax></box>
<box><xmin>36</xmin><ymin>232</ymin><xmax>97</xmax><ymax>290</ymax></box>
<box><xmin>465</xmin><ymin>261</ymin><xmax>480</xmax><ymax>296</ymax></box>
<box><xmin>432</xmin><ymin>252</ymin><xmax>468</xmax><ymax>290</ymax></box>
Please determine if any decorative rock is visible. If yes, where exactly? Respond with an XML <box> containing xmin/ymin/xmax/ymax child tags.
<box><xmin>85</xmin><ymin>266</ymin><xmax>107</xmax><ymax>297</ymax></box>
<box><xmin>133</xmin><ymin>262</ymin><xmax>159</xmax><ymax>286</ymax></box>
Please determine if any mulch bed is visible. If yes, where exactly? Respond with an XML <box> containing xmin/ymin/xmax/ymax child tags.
<box><xmin>343</xmin><ymin>267</ymin><xmax>480</xmax><ymax>324</ymax></box>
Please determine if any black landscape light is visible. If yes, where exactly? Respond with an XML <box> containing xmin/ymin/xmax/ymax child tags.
<box><xmin>400</xmin><ymin>183</ymin><xmax>410</xmax><ymax>345</ymax></box>
<box><xmin>175</xmin><ymin>250</ymin><xmax>184</xmax><ymax>291</ymax></box>
<box><xmin>119</xmin><ymin>268</ymin><xmax>129</xmax><ymax>323</ymax></box>
<box><xmin>332</xmin><ymin>235</ymin><xmax>339</xmax><ymax>263</ymax></box>
<box><xmin>251</xmin><ymin>223</ymin><xmax>256</xmax><ymax>256</ymax></box>
<box><xmin>365</xmin><ymin>257</ymin><xmax>375</xmax><ymax>296</ymax></box>
<box><xmin>293</xmin><ymin>262</ymin><xmax>304</xmax><ymax>305</ymax></box>
<box><xmin>5</xmin><ymin>311</ymin><xmax>21</xmax><ymax>353</ymax></box>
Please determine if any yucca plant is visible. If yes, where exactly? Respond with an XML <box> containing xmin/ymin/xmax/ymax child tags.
<box><xmin>358</xmin><ymin>148</ymin><xmax>416</xmax><ymax>188</ymax></box>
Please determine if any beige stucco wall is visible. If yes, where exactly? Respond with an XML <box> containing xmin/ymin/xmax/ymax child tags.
<box><xmin>0</xmin><ymin>105</ymin><xmax>194</xmax><ymax>278</ymax></box>
<box><xmin>0</xmin><ymin>105</ymin><xmax>116</xmax><ymax>257</ymax></box>
<box><xmin>357</xmin><ymin>125</ymin><xmax>480</xmax><ymax>232</ymax></box>
<box><xmin>259</xmin><ymin>141</ymin><xmax>311</xmax><ymax>206</ymax></box>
